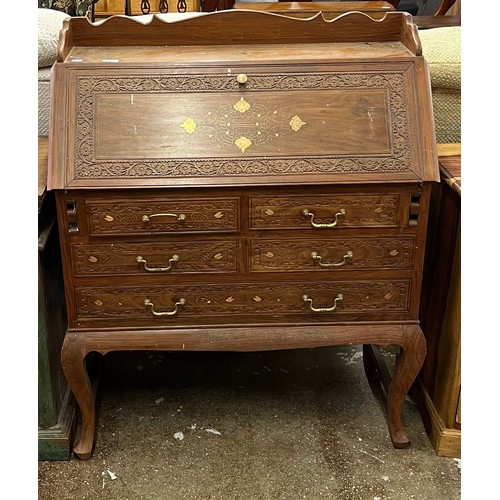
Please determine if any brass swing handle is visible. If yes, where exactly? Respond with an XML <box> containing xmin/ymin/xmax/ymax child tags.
<box><xmin>136</xmin><ymin>254</ymin><xmax>179</xmax><ymax>272</ymax></box>
<box><xmin>302</xmin><ymin>293</ymin><xmax>344</xmax><ymax>313</ymax></box>
<box><xmin>142</xmin><ymin>213</ymin><xmax>186</xmax><ymax>223</ymax></box>
<box><xmin>311</xmin><ymin>250</ymin><xmax>354</xmax><ymax>268</ymax></box>
<box><xmin>302</xmin><ymin>208</ymin><xmax>346</xmax><ymax>228</ymax></box>
<box><xmin>144</xmin><ymin>298</ymin><xmax>186</xmax><ymax>317</ymax></box>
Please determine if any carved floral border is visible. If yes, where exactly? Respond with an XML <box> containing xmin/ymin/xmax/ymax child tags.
<box><xmin>75</xmin><ymin>72</ymin><xmax>413</xmax><ymax>179</ymax></box>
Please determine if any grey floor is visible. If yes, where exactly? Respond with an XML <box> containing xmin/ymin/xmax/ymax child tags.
<box><xmin>38</xmin><ymin>346</ymin><xmax>461</xmax><ymax>499</ymax></box>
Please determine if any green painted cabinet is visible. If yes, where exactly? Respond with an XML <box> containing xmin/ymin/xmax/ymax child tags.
<box><xmin>38</xmin><ymin>138</ymin><xmax>76</xmax><ymax>460</ymax></box>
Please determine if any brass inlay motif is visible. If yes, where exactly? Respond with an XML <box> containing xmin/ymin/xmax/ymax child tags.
<box><xmin>180</xmin><ymin>118</ymin><xmax>197</xmax><ymax>134</ymax></box>
<box><xmin>214</xmin><ymin>253</ymin><xmax>223</xmax><ymax>260</ymax></box>
<box><xmin>214</xmin><ymin>212</ymin><xmax>224</xmax><ymax>219</ymax></box>
<box><xmin>289</xmin><ymin>115</ymin><xmax>306</xmax><ymax>132</ymax></box>
<box><xmin>94</xmin><ymin>299</ymin><xmax>103</xmax><ymax>306</ymax></box>
<box><xmin>104</xmin><ymin>215</ymin><xmax>114</xmax><ymax>222</ymax></box>
<box><xmin>176</xmin><ymin>95</ymin><xmax>307</xmax><ymax>153</ymax></box>
<box><xmin>253</xmin><ymin>296</ymin><xmax>262</xmax><ymax>302</ymax></box>
<box><xmin>226</xmin><ymin>296</ymin><xmax>235</xmax><ymax>302</ymax></box>
<box><xmin>233</xmin><ymin>97</ymin><xmax>251</xmax><ymax>113</ymax></box>
<box><xmin>235</xmin><ymin>136</ymin><xmax>252</xmax><ymax>153</ymax></box>
<box><xmin>88</xmin><ymin>256</ymin><xmax>98</xmax><ymax>263</ymax></box>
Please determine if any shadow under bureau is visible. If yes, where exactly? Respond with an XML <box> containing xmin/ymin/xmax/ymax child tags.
<box><xmin>47</xmin><ymin>10</ymin><xmax>439</xmax><ymax>459</ymax></box>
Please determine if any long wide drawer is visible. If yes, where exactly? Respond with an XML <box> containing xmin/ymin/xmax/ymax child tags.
<box><xmin>250</xmin><ymin>236</ymin><xmax>416</xmax><ymax>272</ymax></box>
<box><xmin>71</xmin><ymin>240</ymin><xmax>239</xmax><ymax>276</ymax></box>
<box><xmin>74</xmin><ymin>279</ymin><xmax>411</xmax><ymax>322</ymax></box>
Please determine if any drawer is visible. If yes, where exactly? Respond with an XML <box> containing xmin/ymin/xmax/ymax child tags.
<box><xmin>250</xmin><ymin>237</ymin><xmax>416</xmax><ymax>272</ymax></box>
<box><xmin>249</xmin><ymin>193</ymin><xmax>401</xmax><ymax>230</ymax></box>
<box><xmin>85</xmin><ymin>198</ymin><xmax>239</xmax><ymax>235</ymax></box>
<box><xmin>75</xmin><ymin>279</ymin><xmax>411</xmax><ymax>322</ymax></box>
<box><xmin>71</xmin><ymin>240</ymin><xmax>239</xmax><ymax>276</ymax></box>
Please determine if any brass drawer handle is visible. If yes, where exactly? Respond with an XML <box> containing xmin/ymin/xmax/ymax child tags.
<box><xmin>302</xmin><ymin>293</ymin><xmax>343</xmax><ymax>313</ymax></box>
<box><xmin>142</xmin><ymin>213</ymin><xmax>186</xmax><ymax>223</ymax></box>
<box><xmin>311</xmin><ymin>250</ymin><xmax>353</xmax><ymax>268</ymax></box>
<box><xmin>144</xmin><ymin>298</ymin><xmax>186</xmax><ymax>317</ymax></box>
<box><xmin>302</xmin><ymin>208</ymin><xmax>345</xmax><ymax>228</ymax></box>
<box><xmin>136</xmin><ymin>254</ymin><xmax>179</xmax><ymax>272</ymax></box>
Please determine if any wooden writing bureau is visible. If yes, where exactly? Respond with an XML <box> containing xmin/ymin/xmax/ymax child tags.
<box><xmin>47</xmin><ymin>11</ymin><xmax>439</xmax><ymax>459</ymax></box>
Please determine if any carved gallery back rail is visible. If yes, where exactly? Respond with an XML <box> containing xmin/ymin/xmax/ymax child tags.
<box><xmin>48</xmin><ymin>11</ymin><xmax>438</xmax><ymax>459</ymax></box>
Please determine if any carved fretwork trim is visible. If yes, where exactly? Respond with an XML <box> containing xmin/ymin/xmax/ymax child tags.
<box><xmin>75</xmin><ymin>72</ymin><xmax>413</xmax><ymax>179</ymax></box>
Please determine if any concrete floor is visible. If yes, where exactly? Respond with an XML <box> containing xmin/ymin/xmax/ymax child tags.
<box><xmin>38</xmin><ymin>345</ymin><xmax>460</xmax><ymax>499</ymax></box>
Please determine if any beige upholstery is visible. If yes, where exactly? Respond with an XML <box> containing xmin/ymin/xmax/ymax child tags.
<box><xmin>419</xmin><ymin>26</ymin><xmax>461</xmax><ymax>144</ymax></box>
<box><xmin>38</xmin><ymin>8</ymin><xmax>69</xmax><ymax>68</ymax></box>
<box><xmin>38</xmin><ymin>8</ymin><xmax>69</xmax><ymax>136</ymax></box>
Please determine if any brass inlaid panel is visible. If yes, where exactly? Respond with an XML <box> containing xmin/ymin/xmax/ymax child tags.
<box><xmin>85</xmin><ymin>198</ymin><xmax>239</xmax><ymax>235</ymax></box>
<box><xmin>250</xmin><ymin>237</ymin><xmax>415</xmax><ymax>272</ymax></box>
<box><xmin>73</xmin><ymin>70</ymin><xmax>414</xmax><ymax>180</ymax></box>
<box><xmin>75</xmin><ymin>280</ymin><xmax>411</xmax><ymax>319</ymax></box>
<box><xmin>72</xmin><ymin>240</ymin><xmax>239</xmax><ymax>276</ymax></box>
<box><xmin>250</xmin><ymin>194</ymin><xmax>401</xmax><ymax>229</ymax></box>
<box><xmin>95</xmin><ymin>90</ymin><xmax>388</xmax><ymax>158</ymax></box>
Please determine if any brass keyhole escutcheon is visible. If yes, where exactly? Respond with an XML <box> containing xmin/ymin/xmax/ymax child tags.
<box><xmin>237</xmin><ymin>74</ymin><xmax>248</xmax><ymax>84</ymax></box>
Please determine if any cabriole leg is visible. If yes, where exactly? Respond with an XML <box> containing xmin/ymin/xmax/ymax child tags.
<box><xmin>61</xmin><ymin>331</ymin><xmax>95</xmax><ymax>459</ymax></box>
<box><xmin>387</xmin><ymin>325</ymin><xmax>426</xmax><ymax>448</ymax></box>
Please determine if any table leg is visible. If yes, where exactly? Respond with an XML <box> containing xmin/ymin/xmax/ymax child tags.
<box><xmin>387</xmin><ymin>325</ymin><xmax>426</xmax><ymax>448</ymax></box>
<box><xmin>61</xmin><ymin>331</ymin><xmax>96</xmax><ymax>459</ymax></box>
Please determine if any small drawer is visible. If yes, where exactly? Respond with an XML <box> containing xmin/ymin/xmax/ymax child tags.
<box><xmin>71</xmin><ymin>240</ymin><xmax>239</xmax><ymax>276</ymax></box>
<box><xmin>250</xmin><ymin>237</ymin><xmax>415</xmax><ymax>272</ymax></box>
<box><xmin>75</xmin><ymin>279</ymin><xmax>410</xmax><ymax>322</ymax></box>
<box><xmin>249</xmin><ymin>193</ymin><xmax>401</xmax><ymax>230</ymax></box>
<box><xmin>85</xmin><ymin>198</ymin><xmax>239</xmax><ymax>235</ymax></box>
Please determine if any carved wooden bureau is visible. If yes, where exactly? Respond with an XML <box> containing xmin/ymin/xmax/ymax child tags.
<box><xmin>48</xmin><ymin>11</ymin><xmax>439</xmax><ymax>459</ymax></box>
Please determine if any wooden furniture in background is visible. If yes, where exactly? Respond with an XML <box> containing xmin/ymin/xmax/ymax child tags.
<box><xmin>413</xmin><ymin>14</ymin><xmax>460</xmax><ymax>28</ymax></box>
<box><xmin>93</xmin><ymin>0</ymin><xmax>201</xmax><ymax>18</ymax></box>
<box><xmin>233</xmin><ymin>2</ymin><xmax>395</xmax><ymax>18</ymax></box>
<box><xmin>436</xmin><ymin>0</ymin><xmax>457</xmax><ymax>15</ymax></box>
<box><xmin>38</xmin><ymin>137</ymin><xmax>76</xmax><ymax>460</ymax></box>
<box><xmin>48</xmin><ymin>11</ymin><xmax>438</xmax><ymax>459</ymax></box>
<box><xmin>417</xmin><ymin>143</ymin><xmax>461</xmax><ymax>457</ymax></box>
<box><xmin>275</xmin><ymin>0</ymin><xmax>399</xmax><ymax>5</ymax></box>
